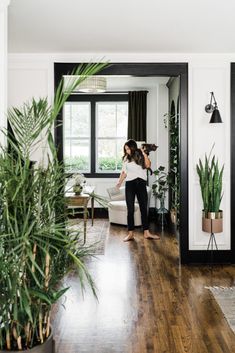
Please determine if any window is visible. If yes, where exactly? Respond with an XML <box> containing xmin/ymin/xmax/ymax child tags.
<box><xmin>63</xmin><ymin>95</ymin><xmax>128</xmax><ymax>176</ymax></box>
<box><xmin>64</xmin><ymin>102</ymin><xmax>91</xmax><ymax>173</ymax></box>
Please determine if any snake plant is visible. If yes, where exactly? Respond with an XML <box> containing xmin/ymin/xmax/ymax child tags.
<box><xmin>196</xmin><ymin>152</ymin><xmax>224</xmax><ymax>213</ymax></box>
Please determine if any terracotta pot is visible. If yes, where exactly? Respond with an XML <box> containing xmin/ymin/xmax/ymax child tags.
<box><xmin>0</xmin><ymin>331</ymin><xmax>54</xmax><ymax>353</ymax></box>
<box><xmin>202</xmin><ymin>210</ymin><xmax>223</xmax><ymax>233</ymax></box>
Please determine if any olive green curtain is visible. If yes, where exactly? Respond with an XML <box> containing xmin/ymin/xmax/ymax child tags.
<box><xmin>127</xmin><ymin>91</ymin><xmax>148</xmax><ymax>141</ymax></box>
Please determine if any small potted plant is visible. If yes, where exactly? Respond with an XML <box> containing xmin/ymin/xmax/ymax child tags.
<box><xmin>196</xmin><ymin>150</ymin><xmax>224</xmax><ymax>233</ymax></box>
<box><xmin>72</xmin><ymin>173</ymin><xmax>86</xmax><ymax>195</ymax></box>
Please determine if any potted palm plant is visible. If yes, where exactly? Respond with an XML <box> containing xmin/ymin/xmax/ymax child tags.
<box><xmin>0</xmin><ymin>62</ymin><xmax>107</xmax><ymax>352</ymax></box>
<box><xmin>196</xmin><ymin>150</ymin><xmax>224</xmax><ymax>233</ymax></box>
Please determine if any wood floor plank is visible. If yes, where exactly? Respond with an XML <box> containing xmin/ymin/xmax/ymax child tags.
<box><xmin>53</xmin><ymin>221</ymin><xmax>235</xmax><ymax>353</ymax></box>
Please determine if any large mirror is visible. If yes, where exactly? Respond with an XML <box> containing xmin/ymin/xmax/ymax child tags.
<box><xmin>54</xmin><ymin>63</ymin><xmax>189</xmax><ymax>263</ymax></box>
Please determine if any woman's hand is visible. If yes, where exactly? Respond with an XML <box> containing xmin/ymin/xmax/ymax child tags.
<box><xmin>141</xmin><ymin>149</ymin><xmax>151</xmax><ymax>169</ymax></box>
<box><xmin>116</xmin><ymin>171</ymin><xmax>127</xmax><ymax>188</ymax></box>
<box><xmin>116</xmin><ymin>181</ymin><xmax>122</xmax><ymax>188</ymax></box>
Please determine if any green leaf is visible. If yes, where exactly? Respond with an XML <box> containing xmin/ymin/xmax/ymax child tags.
<box><xmin>50</xmin><ymin>287</ymin><xmax>70</xmax><ymax>303</ymax></box>
<box><xmin>0</xmin><ymin>62</ymin><xmax>109</xmax><ymax>350</ymax></box>
<box><xmin>21</xmin><ymin>289</ymin><xmax>33</xmax><ymax>323</ymax></box>
<box><xmin>196</xmin><ymin>147</ymin><xmax>224</xmax><ymax>212</ymax></box>
<box><xmin>28</xmin><ymin>289</ymin><xmax>52</xmax><ymax>306</ymax></box>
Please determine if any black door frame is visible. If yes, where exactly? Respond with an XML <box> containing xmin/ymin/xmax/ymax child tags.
<box><xmin>188</xmin><ymin>65</ymin><xmax>234</xmax><ymax>264</ymax></box>
<box><xmin>230</xmin><ymin>64</ymin><xmax>235</xmax><ymax>263</ymax></box>
<box><xmin>54</xmin><ymin>62</ymin><xmax>188</xmax><ymax>264</ymax></box>
<box><xmin>54</xmin><ymin>62</ymin><xmax>234</xmax><ymax>264</ymax></box>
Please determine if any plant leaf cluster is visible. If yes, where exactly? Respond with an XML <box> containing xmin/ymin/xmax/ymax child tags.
<box><xmin>152</xmin><ymin>166</ymin><xmax>170</xmax><ymax>201</ymax></box>
<box><xmin>196</xmin><ymin>151</ymin><xmax>224</xmax><ymax>213</ymax></box>
<box><xmin>0</xmin><ymin>62</ymin><xmax>108</xmax><ymax>350</ymax></box>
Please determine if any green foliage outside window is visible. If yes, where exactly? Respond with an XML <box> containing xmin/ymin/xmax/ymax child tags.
<box><xmin>65</xmin><ymin>156</ymin><xmax>122</xmax><ymax>172</ymax></box>
<box><xmin>64</xmin><ymin>156</ymin><xmax>89</xmax><ymax>172</ymax></box>
<box><xmin>98</xmin><ymin>157</ymin><xmax>122</xmax><ymax>171</ymax></box>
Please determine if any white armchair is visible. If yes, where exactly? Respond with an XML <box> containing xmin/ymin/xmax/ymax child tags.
<box><xmin>107</xmin><ymin>186</ymin><xmax>151</xmax><ymax>226</ymax></box>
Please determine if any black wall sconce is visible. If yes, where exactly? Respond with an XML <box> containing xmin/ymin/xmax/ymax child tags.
<box><xmin>205</xmin><ymin>92</ymin><xmax>222</xmax><ymax>123</ymax></box>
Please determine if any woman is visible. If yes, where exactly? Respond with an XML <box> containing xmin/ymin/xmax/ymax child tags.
<box><xmin>116</xmin><ymin>139</ymin><xmax>160</xmax><ymax>242</ymax></box>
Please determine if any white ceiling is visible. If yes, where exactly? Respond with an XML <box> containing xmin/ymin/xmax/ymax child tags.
<box><xmin>8</xmin><ymin>0</ymin><xmax>235</xmax><ymax>53</ymax></box>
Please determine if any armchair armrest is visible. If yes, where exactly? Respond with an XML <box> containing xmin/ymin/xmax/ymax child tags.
<box><xmin>107</xmin><ymin>186</ymin><xmax>125</xmax><ymax>201</ymax></box>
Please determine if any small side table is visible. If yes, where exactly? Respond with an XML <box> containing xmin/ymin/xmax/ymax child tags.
<box><xmin>66</xmin><ymin>186</ymin><xmax>95</xmax><ymax>244</ymax></box>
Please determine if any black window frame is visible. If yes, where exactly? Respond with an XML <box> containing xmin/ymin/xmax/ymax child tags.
<box><xmin>64</xmin><ymin>94</ymin><xmax>128</xmax><ymax>178</ymax></box>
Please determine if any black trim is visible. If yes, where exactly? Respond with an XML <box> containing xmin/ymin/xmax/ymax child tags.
<box><xmin>86</xmin><ymin>173</ymin><xmax>120</xmax><ymax>178</ymax></box>
<box><xmin>230</xmin><ymin>64</ymin><xmax>235</xmax><ymax>263</ymax></box>
<box><xmin>91</xmin><ymin>98</ymin><xmax>95</xmax><ymax>174</ymax></box>
<box><xmin>93</xmin><ymin>208</ymin><xmax>108</xmax><ymax>218</ymax></box>
<box><xmin>188</xmin><ymin>64</ymin><xmax>235</xmax><ymax>264</ymax></box>
<box><xmin>179</xmin><ymin>69</ymin><xmax>189</xmax><ymax>264</ymax></box>
<box><xmin>54</xmin><ymin>62</ymin><xmax>190</xmax><ymax>263</ymax></box>
<box><xmin>184</xmin><ymin>66</ymin><xmax>235</xmax><ymax>265</ymax></box>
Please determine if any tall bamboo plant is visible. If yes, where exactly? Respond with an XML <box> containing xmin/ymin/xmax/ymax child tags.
<box><xmin>196</xmin><ymin>150</ymin><xmax>224</xmax><ymax>214</ymax></box>
<box><xmin>0</xmin><ymin>62</ymin><xmax>108</xmax><ymax>351</ymax></box>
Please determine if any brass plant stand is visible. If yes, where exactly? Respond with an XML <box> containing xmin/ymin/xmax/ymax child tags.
<box><xmin>207</xmin><ymin>219</ymin><xmax>218</xmax><ymax>251</ymax></box>
<box><xmin>202</xmin><ymin>211</ymin><xmax>223</xmax><ymax>264</ymax></box>
<box><xmin>207</xmin><ymin>229</ymin><xmax>218</xmax><ymax>267</ymax></box>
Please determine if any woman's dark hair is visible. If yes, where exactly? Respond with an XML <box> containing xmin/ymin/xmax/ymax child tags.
<box><xmin>123</xmin><ymin>139</ymin><xmax>145</xmax><ymax>169</ymax></box>
<box><xmin>123</xmin><ymin>139</ymin><xmax>137</xmax><ymax>159</ymax></box>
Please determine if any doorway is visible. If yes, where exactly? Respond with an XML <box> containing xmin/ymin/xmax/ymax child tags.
<box><xmin>54</xmin><ymin>62</ymin><xmax>189</xmax><ymax>263</ymax></box>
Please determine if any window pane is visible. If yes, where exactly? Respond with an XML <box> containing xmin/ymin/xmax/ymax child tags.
<box><xmin>64</xmin><ymin>104</ymin><xmax>71</xmax><ymax>136</ymax></box>
<box><xmin>64</xmin><ymin>139</ymin><xmax>90</xmax><ymax>173</ymax></box>
<box><xmin>96</xmin><ymin>102</ymin><xmax>128</xmax><ymax>173</ymax></box>
<box><xmin>63</xmin><ymin>102</ymin><xmax>90</xmax><ymax>173</ymax></box>
<box><xmin>97</xmin><ymin>140</ymin><xmax>117</xmax><ymax>171</ymax></box>
<box><xmin>71</xmin><ymin>103</ymin><xmax>90</xmax><ymax>137</ymax></box>
<box><xmin>64</xmin><ymin>102</ymin><xmax>90</xmax><ymax>138</ymax></box>
<box><xmin>97</xmin><ymin>139</ymin><xmax>124</xmax><ymax>172</ymax></box>
<box><xmin>117</xmin><ymin>103</ymin><xmax>128</xmax><ymax>137</ymax></box>
<box><xmin>97</xmin><ymin>102</ymin><xmax>128</xmax><ymax>138</ymax></box>
<box><xmin>117</xmin><ymin>139</ymin><xmax>126</xmax><ymax>170</ymax></box>
<box><xmin>97</xmin><ymin>103</ymin><xmax>116</xmax><ymax>137</ymax></box>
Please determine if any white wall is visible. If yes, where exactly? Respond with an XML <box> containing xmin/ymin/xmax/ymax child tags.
<box><xmin>188</xmin><ymin>60</ymin><xmax>230</xmax><ymax>250</ymax></box>
<box><xmin>8</xmin><ymin>53</ymin><xmax>232</xmax><ymax>250</ymax></box>
<box><xmin>147</xmin><ymin>84</ymin><xmax>169</xmax><ymax>209</ymax></box>
<box><xmin>0</xmin><ymin>0</ymin><xmax>11</xmax><ymax>146</ymax></box>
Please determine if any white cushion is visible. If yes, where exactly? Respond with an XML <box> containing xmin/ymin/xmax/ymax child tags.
<box><xmin>109</xmin><ymin>194</ymin><xmax>125</xmax><ymax>201</ymax></box>
<box><xmin>107</xmin><ymin>185</ymin><xmax>151</xmax><ymax>227</ymax></box>
<box><xmin>107</xmin><ymin>186</ymin><xmax>122</xmax><ymax>199</ymax></box>
<box><xmin>108</xmin><ymin>200</ymin><xmax>139</xmax><ymax>211</ymax></box>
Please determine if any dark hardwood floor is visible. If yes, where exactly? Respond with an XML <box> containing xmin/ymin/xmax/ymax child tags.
<box><xmin>53</xmin><ymin>220</ymin><xmax>235</xmax><ymax>353</ymax></box>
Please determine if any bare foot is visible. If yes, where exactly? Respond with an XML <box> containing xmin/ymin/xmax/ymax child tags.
<box><xmin>123</xmin><ymin>232</ymin><xmax>135</xmax><ymax>242</ymax></box>
<box><xmin>144</xmin><ymin>230</ymin><xmax>160</xmax><ymax>240</ymax></box>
